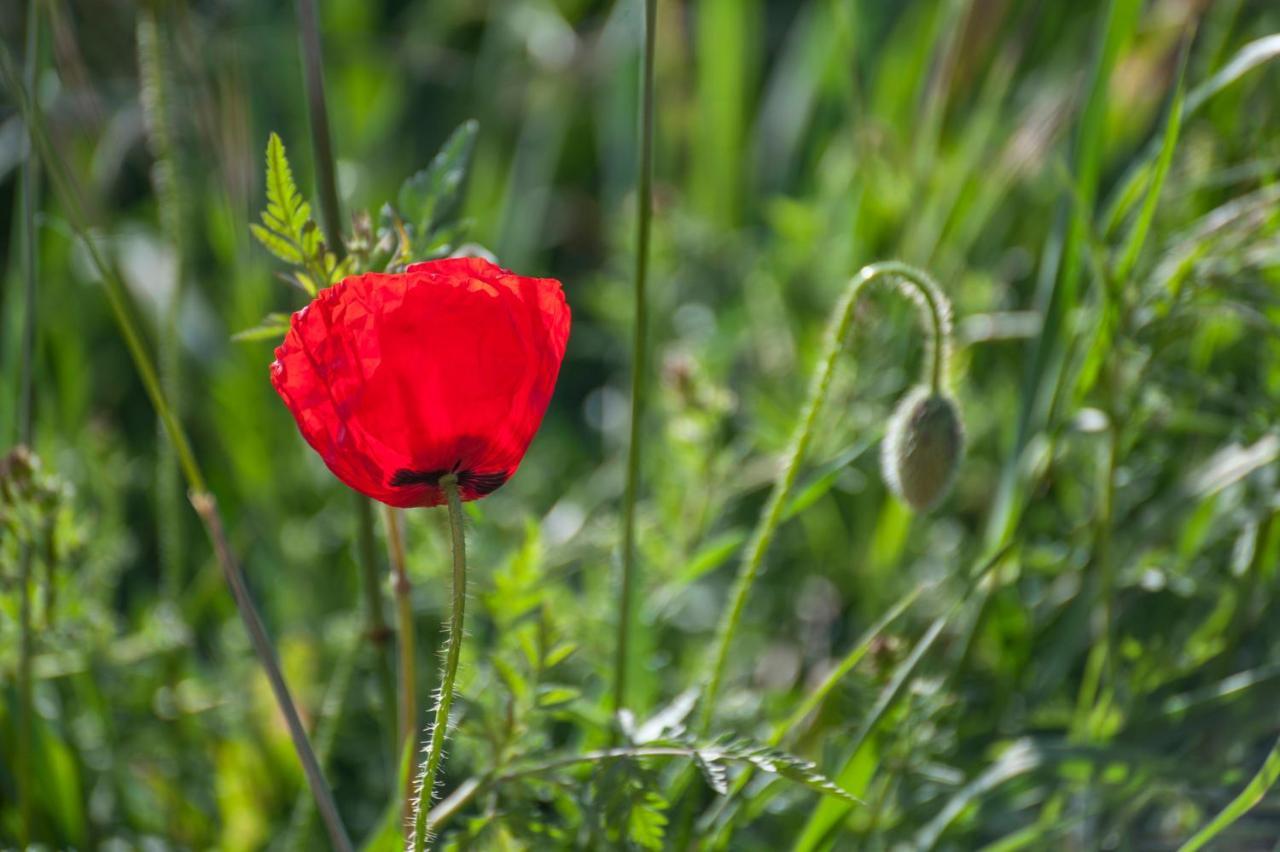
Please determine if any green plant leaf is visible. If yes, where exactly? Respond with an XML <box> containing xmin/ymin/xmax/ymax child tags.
<box><xmin>231</xmin><ymin>313</ymin><xmax>292</xmax><ymax>343</ymax></box>
<box><xmin>264</xmin><ymin>132</ymin><xmax>311</xmax><ymax>240</ymax></box>
<box><xmin>628</xmin><ymin>791</ymin><xmax>669</xmax><ymax>851</ymax></box>
<box><xmin>398</xmin><ymin>119</ymin><xmax>479</xmax><ymax>239</ymax></box>
<box><xmin>250</xmin><ymin>223</ymin><xmax>304</xmax><ymax>265</ymax></box>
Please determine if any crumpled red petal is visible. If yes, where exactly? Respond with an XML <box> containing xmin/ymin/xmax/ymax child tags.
<box><xmin>271</xmin><ymin>257</ymin><xmax>570</xmax><ymax>507</ymax></box>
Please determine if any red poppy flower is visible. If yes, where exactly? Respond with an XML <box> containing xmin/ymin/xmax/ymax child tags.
<box><xmin>271</xmin><ymin>257</ymin><xmax>570</xmax><ymax>507</ymax></box>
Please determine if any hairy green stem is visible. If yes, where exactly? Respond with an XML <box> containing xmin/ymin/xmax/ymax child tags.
<box><xmin>410</xmin><ymin>475</ymin><xmax>468</xmax><ymax>850</ymax></box>
<box><xmin>293</xmin><ymin>0</ymin><xmax>343</xmax><ymax>257</ymax></box>
<box><xmin>385</xmin><ymin>503</ymin><xmax>417</xmax><ymax>824</ymax></box>
<box><xmin>696</xmin><ymin>261</ymin><xmax>952</xmax><ymax>735</ymax></box>
<box><xmin>614</xmin><ymin>0</ymin><xmax>659</xmax><ymax>723</ymax></box>
<box><xmin>0</xmin><ymin>45</ymin><xmax>353</xmax><ymax>852</ymax></box>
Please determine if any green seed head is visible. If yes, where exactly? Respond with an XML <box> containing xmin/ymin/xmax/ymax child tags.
<box><xmin>881</xmin><ymin>387</ymin><xmax>964</xmax><ymax>512</ymax></box>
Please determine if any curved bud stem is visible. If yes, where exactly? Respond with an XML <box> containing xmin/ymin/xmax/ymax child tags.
<box><xmin>409</xmin><ymin>475</ymin><xmax>468</xmax><ymax>851</ymax></box>
<box><xmin>696</xmin><ymin>261</ymin><xmax>953</xmax><ymax>734</ymax></box>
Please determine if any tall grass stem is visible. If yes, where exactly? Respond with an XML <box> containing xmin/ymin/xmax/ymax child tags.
<box><xmin>614</xmin><ymin>0</ymin><xmax>658</xmax><ymax>721</ymax></box>
<box><xmin>359</xmin><ymin>493</ymin><xmax>399</xmax><ymax>758</ymax></box>
<box><xmin>386</xmin><ymin>504</ymin><xmax>418</xmax><ymax>825</ymax></box>
<box><xmin>137</xmin><ymin>8</ymin><xmax>188</xmax><ymax>596</ymax></box>
<box><xmin>294</xmin><ymin>0</ymin><xmax>343</xmax><ymax>258</ymax></box>
<box><xmin>192</xmin><ymin>494</ymin><xmax>354</xmax><ymax>852</ymax></box>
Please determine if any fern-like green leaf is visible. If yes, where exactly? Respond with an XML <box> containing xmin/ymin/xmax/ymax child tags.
<box><xmin>692</xmin><ymin>740</ymin><xmax>862</xmax><ymax>806</ymax></box>
<box><xmin>264</xmin><ymin>132</ymin><xmax>311</xmax><ymax>240</ymax></box>
<box><xmin>628</xmin><ymin>792</ymin><xmax>668</xmax><ymax>851</ymax></box>
<box><xmin>252</xmin><ymin>132</ymin><xmax>335</xmax><ymax>290</ymax></box>
<box><xmin>693</xmin><ymin>751</ymin><xmax>729</xmax><ymax>795</ymax></box>
<box><xmin>250</xmin><ymin>223</ymin><xmax>304</xmax><ymax>265</ymax></box>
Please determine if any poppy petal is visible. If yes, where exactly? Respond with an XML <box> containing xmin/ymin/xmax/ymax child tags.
<box><xmin>272</xmin><ymin>258</ymin><xmax>570</xmax><ymax>506</ymax></box>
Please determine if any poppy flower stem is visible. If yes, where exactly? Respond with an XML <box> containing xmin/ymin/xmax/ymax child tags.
<box><xmin>696</xmin><ymin>261</ymin><xmax>952</xmax><ymax>736</ymax></box>
<box><xmin>410</xmin><ymin>474</ymin><xmax>468</xmax><ymax>850</ymax></box>
<box><xmin>614</xmin><ymin>0</ymin><xmax>659</xmax><ymax>724</ymax></box>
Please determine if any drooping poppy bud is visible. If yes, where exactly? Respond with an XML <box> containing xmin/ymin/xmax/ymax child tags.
<box><xmin>271</xmin><ymin>257</ymin><xmax>570</xmax><ymax>507</ymax></box>
<box><xmin>881</xmin><ymin>386</ymin><xmax>964</xmax><ymax>512</ymax></box>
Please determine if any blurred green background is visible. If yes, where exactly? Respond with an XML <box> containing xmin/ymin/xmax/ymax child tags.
<box><xmin>3</xmin><ymin>0</ymin><xmax>1280</xmax><ymax>848</ymax></box>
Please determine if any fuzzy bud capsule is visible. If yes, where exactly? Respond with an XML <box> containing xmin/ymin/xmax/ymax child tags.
<box><xmin>881</xmin><ymin>386</ymin><xmax>964</xmax><ymax>512</ymax></box>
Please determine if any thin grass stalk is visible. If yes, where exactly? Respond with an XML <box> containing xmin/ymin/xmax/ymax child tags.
<box><xmin>293</xmin><ymin>0</ymin><xmax>343</xmax><ymax>259</ymax></box>
<box><xmin>283</xmin><ymin>631</ymin><xmax>360</xmax><ymax>851</ymax></box>
<box><xmin>696</xmin><ymin>261</ymin><xmax>952</xmax><ymax>735</ymax></box>
<box><xmin>17</xmin><ymin>0</ymin><xmax>39</xmax><ymax>446</ymax></box>
<box><xmin>15</xmin><ymin>3</ymin><xmax>41</xmax><ymax>838</ymax></box>
<box><xmin>16</xmin><ymin>543</ymin><xmax>34</xmax><ymax>846</ymax></box>
<box><xmin>385</xmin><ymin>503</ymin><xmax>418</xmax><ymax>823</ymax></box>
<box><xmin>359</xmin><ymin>494</ymin><xmax>399</xmax><ymax>757</ymax></box>
<box><xmin>137</xmin><ymin>5</ymin><xmax>188</xmax><ymax>598</ymax></box>
<box><xmin>0</xmin><ymin>46</ymin><xmax>353</xmax><ymax>852</ymax></box>
<box><xmin>614</xmin><ymin>0</ymin><xmax>658</xmax><ymax>721</ymax></box>
<box><xmin>409</xmin><ymin>475</ymin><xmax>468</xmax><ymax>851</ymax></box>
<box><xmin>192</xmin><ymin>494</ymin><xmax>353</xmax><ymax>852</ymax></box>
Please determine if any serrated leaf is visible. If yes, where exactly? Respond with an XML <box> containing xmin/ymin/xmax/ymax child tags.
<box><xmin>634</xmin><ymin>689</ymin><xmax>699</xmax><ymax>744</ymax></box>
<box><xmin>274</xmin><ymin>269</ymin><xmax>318</xmax><ymax>297</ymax></box>
<box><xmin>231</xmin><ymin>313</ymin><xmax>292</xmax><ymax>343</ymax></box>
<box><xmin>263</xmin><ymin>132</ymin><xmax>310</xmax><ymax>239</ymax></box>
<box><xmin>694</xmin><ymin>740</ymin><xmax>862</xmax><ymax>806</ymax></box>
<box><xmin>250</xmin><ymin>223</ymin><xmax>303</xmax><ymax>265</ymax></box>
<box><xmin>628</xmin><ymin>791</ymin><xmax>668</xmax><ymax>851</ymax></box>
<box><xmin>694</xmin><ymin>751</ymin><xmax>729</xmax><ymax>795</ymax></box>
<box><xmin>397</xmin><ymin>119</ymin><xmax>479</xmax><ymax>238</ymax></box>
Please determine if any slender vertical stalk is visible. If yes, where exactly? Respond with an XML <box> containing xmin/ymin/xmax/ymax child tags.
<box><xmin>193</xmin><ymin>494</ymin><xmax>353</xmax><ymax>852</ymax></box>
<box><xmin>17</xmin><ymin>0</ymin><xmax>39</xmax><ymax>446</ymax></box>
<box><xmin>614</xmin><ymin>0</ymin><xmax>658</xmax><ymax>721</ymax></box>
<box><xmin>358</xmin><ymin>494</ymin><xmax>398</xmax><ymax>756</ymax></box>
<box><xmin>410</xmin><ymin>475</ymin><xmax>468</xmax><ymax>851</ymax></box>
<box><xmin>0</xmin><ymin>46</ymin><xmax>353</xmax><ymax>852</ymax></box>
<box><xmin>696</xmin><ymin>261</ymin><xmax>952</xmax><ymax>734</ymax></box>
<box><xmin>16</xmin><ymin>542</ymin><xmax>34</xmax><ymax>845</ymax></box>
<box><xmin>385</xmin><ymin>503</ymin><xmax>417</xmax><ymax>823</ymax></box>
<box><xmin>137</xmin><ymin>4</ymin><xmax>187</xmax><ymax>598</ymax></box>
<box><xmin>15</xmin><ymin>2</ymin><xmax>41</xmax><ymax>840</ymax></box>
<box><xmin>293</xmin><ymin>0</ymin><xmax>343</xmax><ymax>259</ymax></box>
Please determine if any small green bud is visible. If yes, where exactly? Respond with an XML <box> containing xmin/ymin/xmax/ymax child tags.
<box><xmin>881</xmin><ymin>386</ymin><xmax>964</xmax><ymax>512</ymax></box>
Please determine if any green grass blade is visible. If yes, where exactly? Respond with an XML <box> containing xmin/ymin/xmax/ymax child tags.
<box><xmin>1112</xmin><ymin>45</ymin><xmax>1189</xmax><ymax>286</ymax></box>
<box><xmin>1178</xmin><ymin>733</ymin><xmax>1280</xmax><ymax>852</ymax></box>
<box><xmin>791</xmin><ymin>614</ymin><xmax>951</xmax><ymax>852</ymax></box>
<box><xmin>984</xmin><ymin>0</ymin><xmax>1142</xmax><ymax>550</ymax></box>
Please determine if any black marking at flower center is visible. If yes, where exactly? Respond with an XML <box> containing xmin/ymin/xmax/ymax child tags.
<box><xmin>390</xmin><ymin>467</ymin><xmax>509</xmax><ymax>496</ymax></box>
